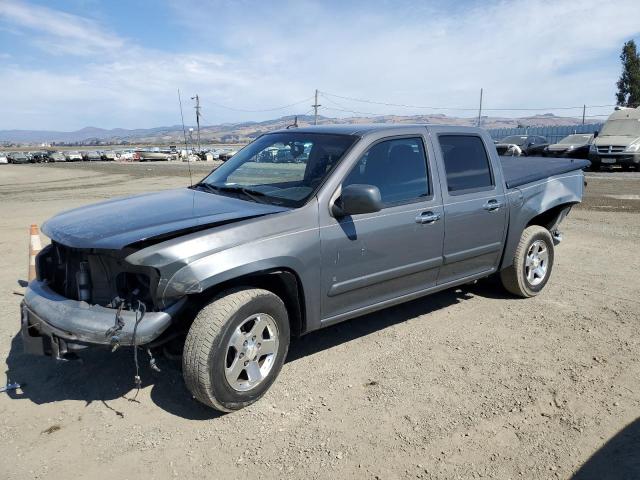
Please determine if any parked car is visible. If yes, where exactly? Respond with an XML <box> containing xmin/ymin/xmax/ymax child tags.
<box><xmin>218</xmin><ymin>149</ymin><xmax>237</xmax><ymax>161</ymax></box>
<box><xmin>66</xmin><ymin>151</ymin><xmax>84</xmax><ymax>162</ymax></box>
<box><xmin>544</xmin><ymin>134</ymin><xmax>593</xmax><ymax>159</ymax></box>
<box><xmin>138</xmin><ymin>148</ymin><xmax>173</xmax><ymax>161</ymax></box>
<box><xmin>50</xmin><ymin>152</ymin><xmax>67</xmax><ymax>162</ymax></box>
<box><xmin>495</xmin><ymin>135</ymin><xmax>549</xmax><ymax>156</ymax></box>
<box><xmin>119</xmin><ymin>150</ymin><xmax>140</xmax><ymax>161</ymax></box>
<box><xmin>29</xmin><ymin>151</ymin><xmax>48</xmax><ymax>163</ymax></box>
<box><xmin>84</xmin><ymin>150</ymin><xmax>103</xmax><ymax>161</ymax></box>
<box><xmin>205</xmin><ymin>150</ymin><xmax>220</xmax><ymax>161</ymax></box>
<box><xmin>102</xmin><ymin>150</ymin><xmax>119</xmax><ymax>161</ymax></box>
<box><xmin>22</xmin><ymin>125</ymin><xmax>588</xmax><ymax>412</ymax></box>
<box><xmin>589</xmin><ymin>106</ymin><xmax>640</xmax><ymax>170</ymax></box>
<box><xmin>0</xmin><ymin>153</ymin><xmax>8</xmax><ymax>164</ymax></box>
<box><xmin>8</xmin><ymin>152</ymin><xmax>30</xmax><ymax>164</ymax></box>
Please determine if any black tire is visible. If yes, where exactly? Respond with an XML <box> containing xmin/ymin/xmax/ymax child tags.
<box><xmin>588</xmin><ymin>161</ymin><xmax>601</xmax><ymax>171</ymax></box>
<box><xmin>500</xmin><ymin>225</ymin><xmax>554</xmax><ymax>298</ymax></box>
<box><xmin>182</xmin><ymin>288</ymin><xmax>290</xmax><ymax>412</ymax></box>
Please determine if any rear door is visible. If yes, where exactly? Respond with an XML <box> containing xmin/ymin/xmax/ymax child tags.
<box><xmin>318</xmin><ymin>133</ymin><xmax>445</xmax><ymax>322</ymax></box>
<box><xmin>432</xmin><ymin>130</ymin><xmax>508</xmax><ymax>285</ymax></box>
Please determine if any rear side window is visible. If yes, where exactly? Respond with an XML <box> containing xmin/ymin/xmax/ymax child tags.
<box><xmin>438</xmin><ymin>135</ymin><xmax>494</xmax><ymax>193</ymax></box>
<box><xmin>343</xmin><ymin>137</ymin><xmax>429</xmax><ymax>206</ymax></box>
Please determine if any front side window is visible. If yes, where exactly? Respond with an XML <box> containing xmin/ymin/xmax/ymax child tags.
<box><xmin>342</xmin><ymin>137</ymin><xmax>429</xmax><ymax>207</ymax></box>
<box><xmin>439</xmin><ymin>135</ymin><xmax>494</xmax><ymax>194</ymax></box>
<box><xmin>199</xmin><ymin>132</ymin><xmax>357</xmax><ymax>207</ymax></box>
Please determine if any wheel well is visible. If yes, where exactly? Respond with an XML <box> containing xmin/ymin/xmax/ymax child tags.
<box><xmin>526</xmin><ymin>203</ymin><xmax>576</xmax><ymax>231</ymax></box>
<box><xmin>192</xmin><ymin>269</ymin><xmax>306</xmax><ymax>337</ymax></box>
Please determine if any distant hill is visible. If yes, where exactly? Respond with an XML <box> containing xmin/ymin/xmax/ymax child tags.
<box><xmin>0</xmin><ymin>113</ymin><xmax>599</xmax><ymax>146</ymax></box>
<box><xmin>0</xmin><ymin>125</ymin><xmax>184</xmax><ymax>144</ymax></box>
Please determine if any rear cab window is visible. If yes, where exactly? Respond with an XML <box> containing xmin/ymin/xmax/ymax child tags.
<box><xmin>437</xmin><ymin>135</ymin><xmax>494</xmax><ymax>195</ymax></box>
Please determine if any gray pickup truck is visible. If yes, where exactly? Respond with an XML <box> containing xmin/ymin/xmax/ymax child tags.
<box><xmin>21</xmin><ymin>125</ymin><xmax>588</xmax><ymax>412</ymax></box>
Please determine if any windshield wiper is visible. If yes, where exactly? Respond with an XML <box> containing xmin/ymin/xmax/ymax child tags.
<box><xmin>194</xmin><ymin>183</ymin><xmax>269</xmax><ymax>204</ymax></box>
<box><xmin>193</xmin><ymin>182</ymin><xmax>217</xmax><ymax>193</ymax></box>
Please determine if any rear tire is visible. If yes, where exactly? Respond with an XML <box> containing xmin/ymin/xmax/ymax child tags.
<box><xmin>183</xmin><ymin>288</ymin><xmax>290</xmax><ymax>412</ymax></box>
<box><xmin>500</xmin><ymin>226</ymin><xmax>554</xmax><ymax>298</ymax></box>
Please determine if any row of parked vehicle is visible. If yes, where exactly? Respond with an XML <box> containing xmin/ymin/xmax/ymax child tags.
<box><xmin>494</xmin><ymin>134</ymin><xmax>593</xmax><ymax>159</ymax></box>
<box><xmin>0</xmin><ymin>149</ymin><xmax>141</xmax><ymax>164</ymax></box>
<box><xmin>495</xmin><ymin>106</ymin><xmax>640</xmax><ymax>171</ymax></box>
<box><xmin>0</xmin><ymin>146</ymin><xmax>239</xmax><ymax>164</ymax></box>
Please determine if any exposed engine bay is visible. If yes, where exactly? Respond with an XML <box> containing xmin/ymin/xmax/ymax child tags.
<box><xmin>36</xmin><ymin>241</ymin><xmax>160</xmax><ymax>312</ymax></box>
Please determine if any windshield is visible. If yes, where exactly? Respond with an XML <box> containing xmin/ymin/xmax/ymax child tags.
<box><xmin>600</xmin><ymin>119</ymin><xmax>640</xmax><ymax>137</ymax></box>
<box><xmin>500</xmin><ymin>136</ymin><xmax>528</xmax><ymax>145</ymax></box>
<box><xmin>558</xmin><ymin>134</ymin><xmax>592</xmax><ymax>144</ymax></box>
<box><xmin>198</xmin><ymin>132</ymin><xmax>357</xmax><ymax>207</ymax></box>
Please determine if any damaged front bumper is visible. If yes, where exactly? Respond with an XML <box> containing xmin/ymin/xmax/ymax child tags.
<box><xmin>21</xmin><ymin>280</ymin><xmax>185</xmax><ymax>359</ymax></box>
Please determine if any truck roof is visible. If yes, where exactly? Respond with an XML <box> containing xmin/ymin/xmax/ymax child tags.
<box><xmin>273</xmin><ymin>123</ymin><xmax>475</xmax><ymax>136</ymax></box>
<box><xmin>606</xmin><ymin>106</ymin><xmax>640</xmax><ymax>121</ymax></box>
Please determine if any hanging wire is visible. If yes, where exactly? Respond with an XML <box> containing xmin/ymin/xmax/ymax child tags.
<box><xmin>319</xmin><ymin>90</ymin><xmax>617</xmax><ymax>112</ymax></box>
<box><xmin>187</xmin><ymin>90</ymin><xmax>618</xmax><ymax>125</ymax></box>
<box><xmin>207</xmin><ymin>96</ymin><xmax>314</xmax><ymax>113</ymax></box>
<box><xmin>321</xmin><ymin>95</ymin><xmax>387</xmax><ymax>116</ymax></box>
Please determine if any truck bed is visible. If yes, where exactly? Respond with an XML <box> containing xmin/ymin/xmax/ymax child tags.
<box><xmin>500</xmin><ymin>156</ymin><xmax>590</xmax><ymax>189</ymax></box>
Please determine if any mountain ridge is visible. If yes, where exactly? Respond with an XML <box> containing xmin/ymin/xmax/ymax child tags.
<box><xmin>0</xmin><ymin>113</ymin><xmax>603</xmax><ymax>145</ymax></box>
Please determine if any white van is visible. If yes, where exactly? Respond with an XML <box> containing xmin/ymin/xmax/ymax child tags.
<box><xmin>589</xmin><ymin>106</ymin><xmax>640</xmax><ymax>170</ymax></box>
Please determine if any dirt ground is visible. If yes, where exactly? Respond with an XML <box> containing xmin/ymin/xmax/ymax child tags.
<box><xmin>0</xmin><ymin>162</ymin><xmax>638</xmax><ymax>480</ymax></box>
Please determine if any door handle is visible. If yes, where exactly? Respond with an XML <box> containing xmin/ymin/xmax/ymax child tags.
<box><xmin>483</xmin><ymin>199</ymin><xmax>503</xmax><ymax>211</ymax></box>
<box><xmin>416</xmin><ymin>211</ymin><xmax>441</xmax><ymax>224</ymax></box>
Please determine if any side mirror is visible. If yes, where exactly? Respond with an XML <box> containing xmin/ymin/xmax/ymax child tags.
<box><xmin>593</xmin><ymin>131</ymin><xmax>599</xmax><ymax>138</ymax></box>
<box><xmin>332</xmin><ymin>184</ymin><xmax>383</xmax><ymax>217</ymax></box>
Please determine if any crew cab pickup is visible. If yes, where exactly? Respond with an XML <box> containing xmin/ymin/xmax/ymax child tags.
<box><xmin>21</xmin><ymin>125</ymin><xmax>589</xmax><ymax>412</ymax></box>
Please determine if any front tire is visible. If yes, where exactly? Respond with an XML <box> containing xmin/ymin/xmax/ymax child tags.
<box><xmin>183</xmin><ymin>288</ymin><xmax>290</xmax><ymax>412</ymax></box>
<box><xmin>500</xmin><ymin>225</ymin><xmax>554</xmax><ymax>298</ymax></box>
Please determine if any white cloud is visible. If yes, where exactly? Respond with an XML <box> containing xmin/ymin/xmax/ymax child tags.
<box><xmin>0</xmin><ymin>0</ymin><xmax>123</xmax><ymax>56</ymax></box>
<box><xmin>0</xmin><ymin>0</ymin><xmax>639</xmax><ymax>129</ymax></box>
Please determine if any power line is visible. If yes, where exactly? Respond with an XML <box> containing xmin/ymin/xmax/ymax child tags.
<box><xmin>207</xmin><ymin>97</ymin><xmax>314</xmax><ymax>113</ymax></box>
<box><xmin>321</xmin><ymin>95</ymin><xmax>386</xmax><ymax>116</ymax></box>
<box><xmin>319</xmin><ymin>90</ymin><xmax>617</xmax><ymax>112</ymax></box>
<box><xmin>321</xmin><ymin>91</ymin><xmax>476</xmax><ymax>111</ymax></box>
<box><xmin>190</xmin><ymin>89</ymin><xmax>617</xmax><ymax>123</ymax></box>
<box><xmin>323</xmin><ymin>105</ymin><xmax>385</xmax><ymax>116</ymax></box>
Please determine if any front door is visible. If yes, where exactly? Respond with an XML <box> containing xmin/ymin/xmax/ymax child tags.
<box><xmin>319</xmin><ymin>135</ymin><xmax>445</xmax><ymax>323</ymax></box>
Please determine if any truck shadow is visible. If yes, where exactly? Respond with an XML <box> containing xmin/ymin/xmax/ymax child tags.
<box><xmin>571</xmin><ymin>417</ymin><xmax>640</xmax><ymax>479</ymax></box>
<box><xmin>4</xmin><ymin>279</ymin><xmax>507</xmax><ymax>420</ymax></box>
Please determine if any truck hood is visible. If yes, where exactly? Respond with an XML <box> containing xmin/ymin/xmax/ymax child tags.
<box><xmin>42</xmin><ymin>188</ymin><xmax>289</xmax><ymax>250</ymax></box>
<box><xmin>594</xmin><ymin>135</ymin><xmax>640</xmax><ymax>146</ymax></box>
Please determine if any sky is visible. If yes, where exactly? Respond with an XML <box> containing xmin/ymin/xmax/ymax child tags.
<box><xmin>0</xmin><ymin>0</ymin><xmax>639</xmax><ymax>131</ymax></box>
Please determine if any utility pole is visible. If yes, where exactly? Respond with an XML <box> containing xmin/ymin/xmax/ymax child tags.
<box><xmin>312</xmin><ymin>89</ymin><xmax>321</xmax><ymax>125</ymax></box>
<box><xmin>191</xmin><ymin>94</ymin><xmax>201</xmax><ymax>152</ymax></box>
<box><xmin>582</xmin><ymin>104</ymin><xmax>586</xmax><ymax>125</ymax></box>
<box><xmin>477</xmin><ymin>88</ymin><xmax>483</xmax><ymax>127</ymax></box>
